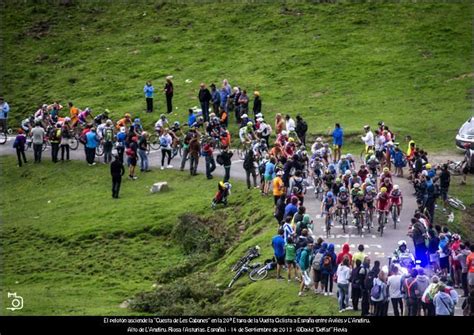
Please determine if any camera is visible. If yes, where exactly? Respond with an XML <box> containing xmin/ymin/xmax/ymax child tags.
<box><xmin>6</xmin><ymin>292</ymin><xmax>23</xmax><ymax>311</ymax></box>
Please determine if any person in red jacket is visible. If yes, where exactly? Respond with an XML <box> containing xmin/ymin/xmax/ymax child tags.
<box><xmin>336</xmin><ymin>243</ymin><xmax>353</xmax><ymax>266</ymax></box>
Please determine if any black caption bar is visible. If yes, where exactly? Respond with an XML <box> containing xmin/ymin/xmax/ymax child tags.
<box><xmin>0</xmin><ymin>316</ymin><xmax>472</xmax><ymax>334</ymax></box>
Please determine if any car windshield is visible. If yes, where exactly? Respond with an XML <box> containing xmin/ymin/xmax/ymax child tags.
<box><xmin>460</xmin><ymin>118</ymin><xmax>474</xmax><ymax>135</ymax></box>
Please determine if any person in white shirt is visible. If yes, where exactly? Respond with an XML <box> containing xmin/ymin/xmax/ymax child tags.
<box><xmin>387</xmin><ymin>266</ymin><xmax>404</xmax><ymax>316</ymax></box>
<box><xmin>285</xmin><ymin>114</ymin><xmax>296</xmax><ymax>134</ymax></box>
<box><xmin>159</xmin><ymin>128</ymin><xmax>173</xmax><ymax>170</ymax></box>
<box><xmin>336</xmin><ymin>256</ymin><xmax>352</xmax><ymax>312</ymax></box>
<box><xmin>361</xmin><ymin>125</ymin><xmax>374</xmax><ymax>150</ymax></box>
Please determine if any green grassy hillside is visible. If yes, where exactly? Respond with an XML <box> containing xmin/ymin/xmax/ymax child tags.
<box><xmin>1</xmin><ymin>1</ymin><xmax>472</xmax><ymax>152</ymax></box>
<box><xmin>0</xmin><ymin>156</ymin><xmax>350</xmax><ymax>315</ymax></box>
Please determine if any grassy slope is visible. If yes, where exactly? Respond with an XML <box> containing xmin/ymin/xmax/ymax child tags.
<box><xmin>0</xmin><ymin>155</ymin><xmax>348</xmax><ymax>315</ymax></box>
<box><xmin>1</xmin><ymin>1</ymin><xmax>472</xmax><ymax>153</ymax></box>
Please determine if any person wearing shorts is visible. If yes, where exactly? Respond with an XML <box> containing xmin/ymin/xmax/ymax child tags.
<box><xmin>285</xmin><ymin>237</ymin><xmax>298</xmax><ymax>282</ymax></box>
<box><xmin>272</xmin><ymin>228</ymin><xmax>286</xmax><ymax>280</ymax></box>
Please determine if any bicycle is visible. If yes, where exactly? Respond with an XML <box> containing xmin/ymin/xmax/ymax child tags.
<box><xmin>340</xmin><ymin>206</ymin><xmax>349</xmax><ymax>233</ymax></box>
<box><xmin>378</xmin><ymin>209</ymin><xmax>388</xmax><ymax>237</ymax></box>
<box><xmin>365</xmin><ymin>206</ymin><xmax>374</xmax><ymax>233</ymax></box>
<box><xmin>0</xmin><ymin>132</ymin><xmax>6</xmax><ymax>145</ymax></box>
<box><xmin>228</xmin><ymin>259</ymin><xmax>261</xmax><ymax>288</ymax></box>
<box><xmin>148</xmin><ymin>133</ymin><xmax>160</xmax><ymax>150</ymax></box>
<box><xmin>323</xmin><ymin>210</ymin><xmax>333</xmax><ymax>238</ymax></box>
<box><xmin>249</xmin><ymin>259</ymin><xmax>276</xmax><ymax>282</ymax></box>
<box><xmin>446</xmin><ymin>160</ymin><xmax>463</xmax><ymax>176</ymax></box>
<box><xmin>447</xmin><ymin>195</ymin><xmax>466</xmax><ymax>211</ymax></box>
<box><xmin>236</xmin><ymin>140</ymin><xmax>251</xmax><ymax>160</ymax></box>
<box><xmin>313</xmin><ymin>176</ymin><xmax>324</xmax><ymax>201</ymax></box>
<box><xmin>230</xmin><ymin>246</ymin><xmax>260</xmax><ymax>272</ymax></box>
<box><xmin>353</xmin><ymin>210</ymin><xmax>364</xmax><ymax>236</ymax></box>
<box><xmin>391</xmin><ymin>204</ymin><xmax>400</xmax><ymax>229</ymax></box>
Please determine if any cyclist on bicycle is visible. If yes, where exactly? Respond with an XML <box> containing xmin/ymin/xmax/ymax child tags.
<box><xmin>338</xmin><ymin>154</ymin><xmax>351</xmax><ymax>175</ymax></box>
<box><xmin>332</xmin><ymin>177</ymin><xmax>343</xmax><ymax>197</ymax></box>
<box><xmin>131</xmin><ymin>118</ymin><xmax>143</xmax><ymax>135</ymax></box>
<box><xmin>379</xmin><ymin>167</ymin><xmax>393</xmax><ymax>184</ymax></box>
<box><xmin>68</xmin><ymin>102</ymin><xmax>80</xmax><ymax>127</ymax></box>
<box><xmin>389</xmin><ymin>184</ymin><xmax>403</xmax><ymax>223</ymax></box>
<box><xmin>346</xmin><ymin>153</ymin><xmax>356</xmax><ymax>170</ymax></box>
<box><xmin>277</xmin><ymin>130</ymin><xmax>288</xmax><ymax>146</ymax></box>
<box><xmin>380</xmin><ymin>177</ymin><xmax>393</xmax><ymax>194</ymax></box>
<box><xmin>284</xmin><ymin>137</ymin><xmax>297</xmax><ymax>158</ymax></box>
<box><xmin>78</xmin><ymin>108</ymin><xmax>93</xmax><ymax>125</ymax></box>
<box><xmin>321</xmin><ymin>191</ymin><xmax>336</xmax><ymax>227</ymax></box>
<box><xmin>93</xmin><ymin>110</ymin><xmax>109</xmax><ymax>126</ymax></box>
<box><xmin>154</xmin><ymin>114</ymin><xmax>169</xmax><ymax>134</ymax></box>
<box><xmin>322</xmin><ymin>168</ymin><xmax>335</xmax><ymax>193</ymax></box>
<box><xmin>352</xmin><ymin>190</ymin><xmax>366</xmax><ymax>228</ymax></box>
<box><xmin>34</xmin><ymin>104</ymin><xmax>48</xmax><ymax>122</ymax></box>
<box><xmin>21</xmin><ymin>116</ymin><xmax>35</xmax><ymax>135</ymax></box>
<box><xmin>376</xmin><ymin>187</ymin><xmax>390</xmax><ymax>231</ymax></box>
<box><xmin>342</xmin><ymin>169</ymin><xmax>351</xmax><ymax>188</ymax></box>
<box><xmin>337</xmin><ymin>186</ymin><xmax>351</xmax><ymax>216</ymax></box>
<box><xmin>364</xmin><ymin>185</ymin><xmax>377</xmax><ymax>226</ymax></box>
<box><xmin>349</xmin><ymin>171</ymin><xmax>362</xmax><ymax>191</ymax></box>
<box><xmin>350</xmin><ymin>183</ymin><xmax>362</xmax><ymax>202</ymax></box>
<box><xmin>311</xmin><ymin>137</ymin><xmax>324</xmax><ymax>154</ymax></box>
<box><xmin>321</xmin><ymin>143</ymin><xmax>332</xmax><ymax>165</ymax></box>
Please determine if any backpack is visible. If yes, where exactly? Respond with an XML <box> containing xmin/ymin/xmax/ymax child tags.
<box><xmin>371</xmin><ymin>281</ymin><xmax>383</xmax><ymax>300</ymax></box>
<box><xmin>296</xmin><ymin>220</ymin><xmax>308</xmax><ymax>237</ymax></box>
<box><xmin>293</xmin><ymin>178</ymin><xmax>304</xmax><ymax>194</ymax></box>
<box><xmin>126</xmin><ymin>147</ymin><xmax>134</xmax><ymax>157</ymax></box>
<box><xmin>160</xmin><ymin>137</ymin><xmax>168</xmax><ymax>147</ymax></box>
<box><xmin>312</xmin><ymin>252</ymin><xmax>324</xmax><ymax>271</ymax></box>
<box><xmin>79</xmin><ymin>132</ymin><xmax>87</xmax><ymax>145</ymax></box>
<box><xmin>295</xmin><ymin>248</ymin><xmax>303</xmax><ymax>264</ymax></box>
<box><xmin>301</xmin><ymin>121</ymin><xmax>308</xmax><ymax>133</ymax></box>
<box><xmin>104</xmin><ymin>128</ymin><xmax>113</xmax><ymax>142</ymax></box>
<box><xmin>216</xmin><ymin>153</ymin><xmax>224</xmax><ymax>165</ymax></box>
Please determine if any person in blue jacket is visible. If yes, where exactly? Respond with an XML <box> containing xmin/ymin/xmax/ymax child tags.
<box><xmin>321</xmin><ymin>243</ymin><xmax>337</xmax><ymax>296</ymax></box>
<box><xmin>332</xmin><ymin>123</ymin><xmax>344</xmax><ymax>163</ymax></box>
<box><xmin>144</xmin><ymin>81</ymin><xmax>154</xmax><ymax>113</ymax></box>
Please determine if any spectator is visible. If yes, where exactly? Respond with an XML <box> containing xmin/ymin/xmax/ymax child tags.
<box><xmin>275</xmin><ymin>113</ymin><xmax>285</xmax><ymax>135</ymax></box>
<box><xmin>219</xmin><ymin>86</ymin><xmax>229</xmax><ymax>115</ymax></box>
<box><xmin>312</xmin><ymin>242</ymin><xmax>327</xmax><ymax>294</ymax></box>
<box><xmin>127</xmin><ymin>136</ymin><xmax>138</xmax><ymax>180</ymax></box>
<box><xmin>298</xmin><ymin>241</ymin><xmax>314</xmax><ymax>296</ymax></box>
<box><xmin>252</xmin><ymin>91</ymin><xmax>261</xmax><ymax>119</ymax></box>
<box><xmin>220</xmin><ymin>146</ymin><xmax>233</xmax><ymax>183</ymax></box>
<box><xmin>164</xmin><ymin>76</ymin><xmax>174</xmax><ymax>114</ymax></box>
<box><xmin>416</xmin><ymin>268</ymin><xmax>430</xmax><ymax>316</ymax></box>
<box><xmin>198</xmin><ymin>83</ymin><xmax>212</xmax><ymax>122</ymax></box>
<box><xmin>271</xmin><ymin>228</ymin><xmax>285</xmax><ymax>280</ymax></box>
<box><xmin>49</xmin><ymin>122</ymin><xmax>61</xmax><ymax>163</ymax></box>
<box><xmin>295</xmin><ymin>115</ymin><xmax>308</xmax><ymax>147</ymax></box>
<box><xmin>332</xmin><ymin>123</ymin><xmax>344</xmax><ymax>163</ymax></box>
<box><xmin>360</xmin><ymin>256</ymin><xmax>371</xmax><ymax>316</ymax></box>
<box><xmin>285</xmin><ymin>236</ymin><xmax>298</xmax><ymax>282</ymax></box>
<box><xmin>103</xmin><ymin>120</ymin><xmax>114</xmax><ymax>164</ymax></box>
<box><xmin>13</xmin><ymin>129</ymin><xmax>27</xmax><ymax>167</ymax></box>
<box><xmin>0</xmin><ymin>96</ymin><xmax>10</xmax><ymax>133</ymax></box>
<box><xmin>433</xmin><ymin>283</ymin><xmax>454</xmax><ymax>316</ymax></box>
<box><xmin>352</xmin><ymin>244</ymin><xmax>366</xmax><ymax>268</ymax></box>
<box><xmin>336</xmin><ymin>255</ymin><xmax>352</xmax><ymax>312</ymax></box>
<box><xmin>243</xmin><ymin>149</ymin><xmax>257</xmax><ymax>188</ymax></box>
<box><xmin>336</xmin><ymin>243</ymin><xmax>353</xmax><ymax>266</ymax></box>
<box><xmin>466</xmin><ymin>244</ymin><xmax>474</xmax><ymax>290</ymax></box>
<box><xmin>144</xmin><ymin>81</ymin><xmax>154</xmax><ymax>113</ymax></box>
<box><xmin>138</xmin><ymin>131</ymin><xmax>150</xmax><ymax>172</ymax></box>
<box><xmin>421</xmin><ymin>275</ymin><xmax>440</xmax><ymax>316</ymax></box>
<box><xmin>460</xmin><ymin>143</ymin><xmax>473</xmax><ymax>185</ymax></box>
<box><xmin>210</xmin><ymin>83</ymin><xmax>221</xmax><ymax>116</ymax></box>
<box><xmin>285</xmin><ymin>114</ymin><xmax>296</xmax><ymax>137</ymax></box>
<box><xmin>85</xmin><ymin>127</ymin><xmax>98</xmax><ymax>166</ymax></box>
<box><xmin>321</xmin><ymin>243</ymin><xmax>337</xmax><ymax>296</ymax></box>
<box><xmin>110</xmin><ymin>155</ymin><xmax>124</xmax><ymax>198</ymax></box>
<box><xmin>402</xmin><ymin>269</ymin><xmax>419</xmax><ymax>316</ymax></box>
<box><xmin>272</xmin><ymin>170</ymin><xmax>285</xmax><ymax>206</ymax></box>
<box><xmin>60</xmin><ymin>119</ymin><xmax>72</xmax><ymax>161</ymax></box>
<box><xmin>115</xmin><ymin>127</ymin><xmax>127</xmax><ymax>163</ymax></box>
<box><xmin>409</xmin><ymin>217</ymin><xmax>428</xmax><ymax>267</ymax></box>
<box><xmin>350</xmin><ymin>259</ymin><xmax>363</xmax><ymax>311</ymax></box>
<box><xmin>371</xmin><ymin>271</ymin><xmax>388</xmax><ymax>316</ymax></box>
<box><xmin>188</xmin><ymin>133</ymin><xmax>200</xmax><ymax>176</ymax></box>
<box><xmin>202</xmin><ymin>136</ymin><xmax>216</xmax><ymax>180</ymax></box>
<box><xmin>159</xmin><ymin>129</ymin><xmax>173</xmax><ymax>170</ymax></box>
<box><xmin>387</xmin><ymin>266</ymin><xmax>403</xmax><ymax>316</ymax></box>
<box><xmin>284</xmin><ymin>196</ymin><xmax>299</xmax><ymax>220</ymax></box>
<box><xmin>238</xmin><ymin>89</ymin><xmax>249</xmax><ymax>116</ymax></box>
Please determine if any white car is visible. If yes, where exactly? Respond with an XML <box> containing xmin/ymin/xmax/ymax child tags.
<box><xmin>456</xmin><ymin>117</ymin><xmax>474</xmax><ymax>150</ymax></box>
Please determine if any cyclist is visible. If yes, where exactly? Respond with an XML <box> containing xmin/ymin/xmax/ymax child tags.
<box><xmin>342</xmin><ymin>169</ymin><xmax>351</xmax><ymax>188</ymax></box>
<box><xmin>321</xmin><ymin>143</ymin><xmax>332</xmax><ymax>164</ymax></box>
<box><xmin>48</xmin><ymin>102</ymin><xmax>63</xmax><ymax>123</ymax></box>
<box><xmin>277</xmin><ymin>130</ymin><xmax>288</xmax><ymax>146</ymax></box>
<box><xmin>169</xmin><ymin>121</ymin><xmax>183</xmax><ymax>157</ymax></box>
<box><xmin>332</xmin><ymin>177</ymin><xmax>343</xmax><ymax>197</ymax></box>
<box><xmin>338</xmin><ymin>155</ymin><xmax>351</xmax><ymax>175</ymax></box>
<box><xmin>322</xmin><ymin>168</ymin><xmax>335</xmax><ymax>193</ymax></box>
<box><xmin>346</xmin><ymin>153</ymin><xmax>356</xmax><ymax>170</ymax></box>
<box><xmin>131</xmin><ymin>118</ymin><xmax>143</xmax><ymax>135</ymax></box>
<box><xmin>350</xmin><ymin>183</ymin><xmax>362</xmax><ymax>202</ymax></box>
<box><xmin>349</xmin><ymin>171</ymin><xmax>362</xmax><ymax>191</ymax></box>
<box><xmin>311</xmin><ymin>137</ymin><xmax>324</xmax><ymax>154</ymax></box>
<box><xmin>154</xmin><ymin>114</ymin><xmax>169</xmax><ymax>134</ymax></box>
<box><xmin>21</xmin><ymin>116</ymin><xmax>35</xmax><ymax>135</ymax></box>
<box><xmin>364</xmin><ymin>185</ymin><xmax>377</xmax><ymax>227</ymax></box>
<box><xmin>379</xmin><ymin>167</ymin><xmax>393</xmax><ymax>184</ymax></box>
<box><xmin>337</xmin><ymin>186</ymin><xmax>351</xmax><ymax>223</ymax></box>
<box><xmin>366</xmin><ymin>152</ymin><xmax>379</xmax><ymax>174</ymax></box>
<box><xmin>239</xmin><ymin>121</ymin><xmax>255</xmax><ymax>151</ymax></box>
<box><xmin>321</xmin><ymin>191</ymin><xmax>336</xmax><ymax>228</ymax></box>
<box><xmin>389</xmin><ymin>184</ymin><xmax>403</xmax><ymax>223</ymax></box>
<box><xmin>284</xmin><ymin>137</ymin><xmax>297</xmax><ymax>158</ymax></box>
<box><xmin>357</xmin><ymin>164</ymin><xmax>369</xmax><ymax>183</ymax></box>
<box><xmin>352</xmin><ymin>190</ymin><xmax>366</xmax><ymax>229</ymax></box>
<box><xmin>69</xmin><ymin>102</ymin><xmax>81</xmax><ymax>127</ymax></box>
<box><xmin>380</xmin><ymin>177</ymin><xmax>393</xmax><ymax>194</ymax></box>
<box><xmin>78</xmin><ymin>108</ymin><xmax>93</xmax><ymax>125</ymax></box>
<box><xmin>376</xmin><ymin>187</ymin><xmax>391</xmax><ymax>231</ymax></box>
<box><xmin>94</xmin><ymin>110</ymin><xmax>109</xmax><ymax>126</ymax></box>
<box><xmin>34</xmin><ymin>104</ymin><xmax>49</xmax><ymax>123</ymax></box>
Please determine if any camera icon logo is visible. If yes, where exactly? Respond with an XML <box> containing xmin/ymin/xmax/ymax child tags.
<box><xmin>6</xmin><ymin>292</ymin><xmax>23</xmax><ymax>311</ymax></box>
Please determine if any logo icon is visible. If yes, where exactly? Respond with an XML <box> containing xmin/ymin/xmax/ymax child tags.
<box><xmin>6</xmin><ymin>292</ymin><xmax>23</xmax><ymax>311</ymax></box>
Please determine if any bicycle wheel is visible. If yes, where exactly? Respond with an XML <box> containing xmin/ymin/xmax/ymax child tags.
<box><xmin>228</xmin><ymin>268</ymin><xmax>245</xmax><ymax>288</ymax></box>
<box><xmin>231</xmin><ymin>258</ymin><xmax>246</xmax><ymax>272</ymax></box>
<box><xmin>249</xmin><ymin>266</ymin><xmax>268</xmax><ymax>281</ymax></box>
<box><xmin>42</xmin><ymin>140</ymin><xmax>49</xmax><ymax>152</ymax></box>
<box><xmin>149</xmin><ymin>134</ymin><xmax>160</xmax><ymax>150</ymax></box>
<box><xmin>95</xmin><ymin>143</ymin><xmax>104</xmax><ymax>156</ymax></box>
<box><xmin>447</xmin><ymin>197</ymin><xmax>466</xmax><ymax>211</ymax></box>
<box><xmin>0</xmin><ymin>132</ymin><xmax>6</xmax><ymax>145</ymax></box>
<box><xmin>69</xmin><ymin>137</ymin><xmax>79</xmax><ymax>150</ymax></box>
<box><xmin>392</xmin><ymin>207</ymin><xmax>397</xmax><ymax>229</ymax></box>
<box><xmin>325</xmin><ymin>216</ymin><xmax>331</xmax><ymax>238</ymax></box>
<box><xmin>379</xmin><ymin>213</ymin><xmax>384</xmax><ymax>237</ymax></box>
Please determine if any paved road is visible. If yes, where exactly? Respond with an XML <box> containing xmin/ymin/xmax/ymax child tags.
<box><xmin>0</xmin><ymin>136</ymin><xmax>464</xmax><ymax>315</ymax></box>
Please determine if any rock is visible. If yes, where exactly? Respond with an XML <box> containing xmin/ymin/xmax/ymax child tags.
<box><xmin>119</xmin><ymin>300</ymin><xmax>130</xmax><ymax>309</ymax></box>
<box><xmin>150</xmin><ymin>182</ymin><xmax>169</xmax><ymax>193</ymax></box>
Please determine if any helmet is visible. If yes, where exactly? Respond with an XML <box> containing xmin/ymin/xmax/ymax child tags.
<box><xmin>160</xmin><ymin>114</ymin><xmax>166</xmax><ymax>119</ymax></box>
<box><xmin>341</xmin><ymin>155</ymin><xmax>347</xmax><ymax>159</ymax></box>
<box><xmin>324</xmin><ymin>143</ymin><xmax>329</xmax><ymax>147</ymax></box>
<box><xmin>329</xmin><ymin>164</ymin><xmax>335</xmax><ymax>171</ymax></box>
<box><xmin>174</xmin><ymin>121</ymin><xmax>180</xmax><ymax>127</ymax></box>
<box><xmin>246</xmin><ymin>121</ymin><xmax>253</xmax><ymax>127</ymax></box>
<box><xmin>64</xmin><ymin>117</ymin><xmax>71</xmax><ymax>122</ymax></box>
<box><xmin>383</xmin><ymin>167</ymin><xmax>389</xmax><ymax>173</ymax></box>
<box><xmin>288</xmin><ymin>137</ymin><xmax>295</xmax><ymax>143</ymax></box>
<box><xmin>56</xmin><ymin>122</ymin><xmax>61</xmax><ymax>127</ymax></box>
<box><xmin>224</xmin><ymin>182</ymin><xmax>232</xmax><ymax>190</ymax></box>
<box><xmin>357</xmin><ymin>191</ymin><xmax>364</xmax><ymax>196</ymax></box>
<box><xmin>316</xmin><ymin>137</ymin><xmax>322</xmax><ymax>142</ymax></box>
<box><xmin>366</xmin><ymin>186</ymin><xmax>374</xmax><ymax>193</ymax></box>
<box><xmin>452</xmin><ymin>234</ymin><xmax>460</xmax><ymax>240</ymax></box>
<box><xmin>256</xmin><ymin>113</ymin><xmax>263</xmax><ymax>118</ymax></box>
<box><xmin>345</xmin><ymin>170</ymin><xmax>351</xmax><ymax>176</ymax></box>
<box><xmin>353</xmin><ymin>183</ymin><xmax>360</xmax><ymax>188</ymax></box>
<box><xmin>42</xmin><ymin>104</ymin><xmax>48</xmax><ymax>108</ymax></box>
<box><xmin>84</xmin><ymin>107</ymin><xmax>91</xmax><ymax>114</ymax></box>
<box><xmin>393</xmin><ymin>184</ymin><xmax>400</xmax><ymax>190</ymax></box>
<box><xmin>281</xmin><ymin>130</ymin><xmax>287</xmax><ymax>136</ymax></box>
<box><xmin>125</xmin><ymin>113</ymin><xmax>131</xmax><ymax>118</ymax></box>
<box><xmin>380</xmin><ymin>187</ymin><xmax>387</xmax><ymax>193</ymax></box>
<box><xmin>335</xmin><ymin>178</ymin><xmax>341</xmax><ymax>184</ymax></box>
<box><xmin>363</xmin><ymin>125</ymin><xmax>370</xmax><ymax>130</ymax></box>
<box><xmin>365</xmin><ymin>179</ymin><xmax>373</xmax><ymax>186</ymax></box>
<box><xmin>134</xmin><ymin>118</ymin><xmax>141</xmax><ymax>123</ymax></box>
<box><xmin>340</xmin><ymin>186</ymin><xmax>347</xmax><ymax>193</ymax></box>
<box><xmin>368</xmin><ymin>150</ymin><xmax>374</xmax><ymax>155</ymax></box>
<box><xmin>370</xmin><ymin>155</ymin><xmax>376</xmax><ymax>160</ymax></box>
<box><xmin>241</xmin><ymin>114</ymin><xmax>248</xmax><ymax>119</ymax></box>
<box><xmin>352</xmin><ymin>170</ymin><xmax>357</xmax><ymax>176</ymax></box>
<box><xmin>327</xmin><ymin>191</ymin><xmax>334</xmax><ymax>198</ymax></box>
<box><xmin>346</xmin><ymin>153</ymin><xmax>352</xmax><ymax>158</ymax></box>
<box><xmin>425</xmin><ymin>163</ymin><xmax>432</xmax><ymax>169</ymax></box>
<box><xmin>325</xmin><ymin>169</ymin><xmax>330</xmax><ymax>174</ymax></box>
<box><xmin>398</xmin><ymin>240</ymin><xmax>407</xmax><ymax>247</ymax></box>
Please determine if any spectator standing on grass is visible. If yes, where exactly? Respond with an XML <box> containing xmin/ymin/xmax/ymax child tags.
<box><xmin>13</xmin><ymin>129</ymin><xmax>27</xmax><ymax>167</ymax></box>
<box><xmin>220</xmin><ymin>146</ymin><xmax>233</xmax><ymax>183</ymax></box>
<box><xmin>202</xmin><ymin>136</ymin><xmax>216</xmax><ymax>180</ymax></box>
<box><xmin>85</xmin><ymin>127</ymin><xmax>98</xmax><ymax>166</ymax></box>
<box><xmin>127</xmin><ymin>136</ymin><xmax>138</xmax><ymax>180</ymax></box>
<box><xmin>159</xmin><ymin>129</ymin><xmax>173</xmax><ymax>170</ymax></box>
<box><xmin>210</xmin><ymin>84</ymin><xmax>220</xmax><ymax>116</ymax></box>
<box><xmin>285</xmin><ymin>236</ymin><xmax>298</xmax><ymax>282</ymax></box>
<box><xmin>189</xmin><ymin>133</ymin><xmax>200</xmax><ymax>176</ymax></box>
<box><xmin>60</xmin><ymin>119</ymin><xmax>72</xmax><ymax>161</ymax></box>
<box><xmin>298</xmin><ymin>241</ymin><xmax>313</xmax><ymax>296</ymax></box>
<box><xmin>371</xmin><ymin>271</ymin><xmax>388</xmax><ymax>316</ymax></box>
<box><xmin>275</xmin><ymin>113</ymin><xmax>285</xmax><ymax>135</ymax></box>
<box><xmin>455</xmin><ymin>242</ymin><xmax>470</xmax><ymax>297</ymax></box>
<box><xmin>164</xmin><ymin>76</ymin><xmax>174</xmax><ymax>114</ymax></box>
<box><xmin>360</xmin><ymin>257</ymin><xmax>371</xmax><ymax>316</ymax></box>
<box><xmin>116</xmin><ymin>127</ymin><xmax>127</xmax><ymax>163</ymax></box>
<box><xmin>103</xmin><ymin>120</ymin><xmax>114</xmax><ymax>164</ymax></box>
<box><xmin>138</xmin><ymin>131</ymin><xmax>150</xmax><ymax>172</ymax></box>
<box><xmin>110</xmin><ymin>155</ymin><xmax>124</xmax><ymax>198</ymax></box>
<box><xmin>321</xmin><ymin>243</ymin><xmax>337</xmax><ymax>296</ymax></box>
<box><xmin>272</xmin><ymin>228</ymin><xmax>285</xmax><ymax>280</ymax></box>
<box><xmin>332</xmin><ymin>123</ymin><xmax>344</xmax><ymax>163</ymax></box>
<box><xmin>144</xmin><ymin>81</ymin><xmax>154</xmax><ymax>113</ymax></box>
<box><xmin>252</xmin><ymin>91</ymin><xmax>261</xmax><ymax>119</ymax></box>
<box><xmin>243</xmin><ymin>149</ymin><xmax>257</xmax><ymax>188</ymax></box>
<box><xmin>49</xmin><ymin>123</ymin><xmax>61</xmax><ymax>163</ymax></box>
<box><xmin>336</xmin><ymin>255</ymin><xmax>352</xmax><ymax>312</ymax></box>
<box><xmin>0</xmin><ymin>97</ymin><xmax>10</xmax><ymax>132</ymax></box>
<box><xmin>295</xmin><ymin>115</ymin><xmax>308</xmax><ymax>147</ymax></box>
<box><xmin>198</xmin><ymin>83</ymin><xmax>212</xmax><ymax>122</ymax></box>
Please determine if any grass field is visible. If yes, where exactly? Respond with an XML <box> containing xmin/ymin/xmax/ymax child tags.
<box><xmin>0</xmin><ymin>155</ymin><xmax>350</xmax><ymax>315</ymax></box>
<box><xmin>1</xmin><ymin>1</ymin><xmax>472</xmax><ymax>154</ymax></box>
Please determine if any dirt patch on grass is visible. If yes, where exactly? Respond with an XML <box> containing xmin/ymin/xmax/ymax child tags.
<box><xmin>25</xmin><ymin>21</ymin><xmax>52</xmax><ymax>39</ymax></box>
<box><xmin>446</xmin><ymin>72</ymin><xmax>474</xmax><ymax>82</ymax></box>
